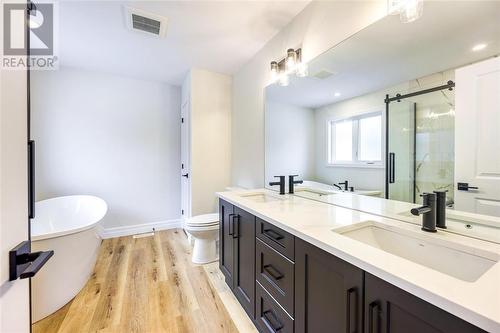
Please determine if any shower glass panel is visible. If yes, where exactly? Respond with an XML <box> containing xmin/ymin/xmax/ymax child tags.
<box><xmin>387</xmin><ymin>101</ymin><xmax>415</xmax><ymax>202</ymax></box>
<box><xmin>387</xmin><ymin>82</ymin><xmax>455</xmax><ymax>205</ymax></box>
<box><xmin>410</xmin><ymin>89</ymin><xmax>455</xmax><ymax>205</ymax></box>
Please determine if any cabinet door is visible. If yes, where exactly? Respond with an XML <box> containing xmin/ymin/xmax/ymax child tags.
<box><xmin>295</xmin><ymin>239</ymin><xmax>363</xmax><ymax>333</ymax></box>
<box><xmin>364</xmin><ymin>273</ymin><xmax>486</xmax><ymax>333</ymax></box>
<box><xmin>219</xmin><ymin>199</ymin><xmax>234</xmax><ymax>287</ymax></box>
<box><xmin>233</xmin><ymin>206</ymin><xmax>256</xmax><ymax>319</ymax></box>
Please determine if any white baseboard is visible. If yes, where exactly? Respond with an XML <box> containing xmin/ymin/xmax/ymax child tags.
<box><xmin>98</xmin><ymin>219</ymin><xmax>183</xmax><ymax>239</ymax></box>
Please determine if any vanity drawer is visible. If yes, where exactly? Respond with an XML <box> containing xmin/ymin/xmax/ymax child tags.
<box><xmin>256</xmin><ymin>282</ymin><xmax>294</xmax><ymax>333</ymax></box>
<box><xmin>256</xmin><ymin>238</ymin><xmax>294</xmax><ymax>316</ymax></box>
<box><xmin>256</xmin><ymin>218</ymin><xmax>295</xmax><ymax>260</ymax></box>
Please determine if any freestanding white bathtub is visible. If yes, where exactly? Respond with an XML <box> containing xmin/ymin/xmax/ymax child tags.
<box><xmin>31</xmin><ymin>195</ymin><xmax>107</xmax><ymax>323</ymax></box>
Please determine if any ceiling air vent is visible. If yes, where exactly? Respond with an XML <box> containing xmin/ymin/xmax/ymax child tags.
<box><xmin>312</xmin><ymin>69</ymin><xmax>335</xmax><ymax>80</ymax></box>
<box><xmin>125</xmin><ymin>7</ymin><xmax>168</xmax><ymax>38</ymax></box>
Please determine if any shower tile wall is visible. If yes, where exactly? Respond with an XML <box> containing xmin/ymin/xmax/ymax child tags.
<box><xmin>410</xmin><ymin>70</ymin><xmax>455</xmax><ymax>205</ymax></box>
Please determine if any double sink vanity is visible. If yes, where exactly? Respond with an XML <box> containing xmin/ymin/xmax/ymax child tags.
<box><xmin>217</xmin><ymin>189</ymin><xmax>500</xmax><ymax>333</ymax></box>
<box><xmin>232</xmin><ymin>2</ymin><xmax>500</xmax><ymax>331</ymax></box>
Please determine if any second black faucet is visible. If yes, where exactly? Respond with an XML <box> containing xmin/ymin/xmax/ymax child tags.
<box><xmin>269</xmin><ymin>175</ymin><xmax>304</xmax><ymax>195</ymax></box>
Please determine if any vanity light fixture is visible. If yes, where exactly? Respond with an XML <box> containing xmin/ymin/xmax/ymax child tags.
<box><xmin>270</xmin><ymin>48</ymin><xmax>307</xmax><ymax>85</ymax></box>
<box><xmin>286</xmin><ymin>48</ymin><xmax>297</xmax><ymax>70</ymax></box>
<box><xmin>389</xmin><ymin>0</ymin><xmax>423</xmax><ymax>23</ymax></box>
<box><xmin>472</xmin><ymin>43</ymin><xmax>487</xmax><ymax>52</ymax></box>
<box><xmin>270</xmin><ymin>61</ymin><xmax>279</xmax><ymax>81</ymax></box>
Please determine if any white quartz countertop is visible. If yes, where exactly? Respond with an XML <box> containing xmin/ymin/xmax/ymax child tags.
<box><xmin>216</xmin><ymin>189</ymin><xmax>500</xmax><ymax>332</ymax></box>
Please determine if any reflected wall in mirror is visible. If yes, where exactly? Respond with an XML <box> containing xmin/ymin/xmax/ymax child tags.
<box><xmin>265</xmin><ymin>1</ymin><xmax>500</xmax><ymax>240</ymax></box>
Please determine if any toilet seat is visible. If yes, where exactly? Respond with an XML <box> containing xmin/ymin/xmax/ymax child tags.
<box><xmin>185</xmin><ymin>223</ymin><xmax>218</xmax><ymax>230</ymax></box>
<box><xmin>185</xmin><ymin>213</ymin><xmax>219</xmax><ymax>228</ymax></box>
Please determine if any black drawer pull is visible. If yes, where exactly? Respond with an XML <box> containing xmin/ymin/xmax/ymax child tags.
<box><xmin>262</xmin><ymin>310</ymin><xmax>283</xmax><ymax>332</ymax></box>
<box><xmin>263</xmin><ymin>264</ymin><xmax>284</xmax><ymax>281</ymax></box>
<box><xmin>347</xmin><ymin>288</ymin><xmax>358</xmax><ymax>333</ymax></box>
<box><xmin>232</xmin><ymin>215</ymin><xmax>240</xmax><ymax>239</ymax></box>
<box><xmin>368</xmin><ymin>301</ymin><xmax>380</xmax><ymax>333</ymax></box>
<box><xmin>228</xmin><ymin>214</ymin><xmax>236</xmax><ymax>235</ymax></box>
<box><xmin>263</xmin><ymin>229</ymin><xmax>284</xmax><ymax>241</ymax></box>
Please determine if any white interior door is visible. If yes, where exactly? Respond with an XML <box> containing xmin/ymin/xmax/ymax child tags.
<box><xmin>0</xmin><ymin>61</ymin><xmax>30</xmax><ymax>331</ymax></box>
<box><xmin>180</xmin><ymin>100</ymin><xmax>191</xmax><ymax>220</ymax></box>
<box><xmin>454</xmin><ymin>57</ymin><xmax>500</xmax><ymax>216</ymax></box>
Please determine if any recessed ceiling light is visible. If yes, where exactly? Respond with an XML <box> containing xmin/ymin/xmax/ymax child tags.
<box><xmin>334</xmin><ymin>92</ymin><xmax>341</xmax><ymax>97</ymax></box>
<box><xmin>472</xmin><ymin>43</ymin><xmax>487</xmax><ymax>52</ymax></box>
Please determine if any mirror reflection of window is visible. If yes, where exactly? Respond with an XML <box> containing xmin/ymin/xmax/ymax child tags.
<box><xmin>359</xmin><ymin>115</ymin><xmax>382</xmax><ymax>162</ymax></box>
<box><xmin>328</xmin><ymin>113</ymin><xmax>383</xmax><ymax>166</ymax></box>
<box><xmin>333</xmin><ymin>120</ymin><xmax>353</xmax><ymax>162</ymax></box>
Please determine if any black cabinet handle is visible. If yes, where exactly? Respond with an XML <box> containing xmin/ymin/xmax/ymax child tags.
<box><xmin>228</xmin><ymin>214</ymin><xmax>236</xmax><ymax>235</ymax></box>
<box><xmin>263</xmin><ymin>264</ymin><xmax>284</xmax><ymax>281</ymax></box>
<box><xmin>19</xmin><ymin>250</ymin><xmax>54</xmax><ymax>279</ymax></box>
<box><xmin>457</xmin><ymin>182</ymin><xmax>479</xmax><ymax>191</ymax></box>
<box><xmin>261</xmin><ymin>310</ymin><xmax>283</xmax><ymax>332</ymax></box>
<box><xmin>368</xmin><ymin>301</ymin><xmax>380</xmax><ymax>333</ymax></box>
<box><xmin>263</xmin><ymin>229</ymin><xmax>284</xmax><ymax>241</ymax></box>
<box><xmin>232</xmin><ymin>215</ymin><xmax>240</xmax><ymax>239</ymax></box>
<box><xmin>181</xmin><ymin>173</ymin><xmax>189</xmax><ymax>178</ymax></box>
<box><xmin>346</xmin><ymin>288</ymin><xmax>358</xmax><ymax>333</ymax></box>
<box><xmin>28</xmin><ymin>140</ymin><xmax>35</xmax><ymax>219</ymax></box>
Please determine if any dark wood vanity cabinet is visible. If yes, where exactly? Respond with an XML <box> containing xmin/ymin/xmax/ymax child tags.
<box><xmin>364</xmin><ymin>273</ymin><xmax>486</xmax><ymax>333</ymax></box>
<box><xmin>295</xmin><ymin>238</ymin><xmax>364</xmax><ymax>333</ymax></box>
<box><xmin>219</xmin><ymin>199</ymin><xmax>235</xmax><ymax>287</ymax></box>
<box><xmin>232</xmin><ymin>206</ymin><xmax>256</xmax><ymax>318</ymax></box>
<box><xmin>219</xmin><ymin>200</ymin><xmax>256</xmax><ymax>318</ymax></box>
<box><xmin>219</xmin><ymin>199</ymin><xmax>486</xmax><ymax>333</ymax></box>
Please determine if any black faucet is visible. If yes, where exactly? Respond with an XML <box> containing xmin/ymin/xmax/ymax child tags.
<box><xmin>333</xmin><ymin>184</ymin><xmax>343</xmax><ymax>191</ymax></box>
<box><xmin>337</xmin><ymin>180</ymin><xmax>349</xmax><ymax>191</ymax></box>
<box><xmin>288</xmin><ymin>175</ymin><xmax>303</xmax><ymax>194</ymax></box>
<box><xmin>411</xmin><ymin>192</ymin><xmax>437</xmax><ymax>232</ymax></box>
<box><xmin>434</xmin><ymin>190</ymin><xmax>447</xmax><ymax>229</ymax></box>
<box><xmin>269</xmin><ymin>176</ymin><xmax>286</xmax><ymax>195</ymax></box>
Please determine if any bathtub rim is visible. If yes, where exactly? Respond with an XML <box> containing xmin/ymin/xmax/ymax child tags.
<box><xmin>31</xmin><ymin>195</ymin><xmax>107</xmax><ymax>242</ymax></box>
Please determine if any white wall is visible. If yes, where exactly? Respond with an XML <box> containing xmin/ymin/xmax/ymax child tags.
<box><xmin>314</xmin><ymin>91</ymin><xmax>387</xmax><ymax>192</ymax></box>
<box><xmin>189</xmin><ymin>69</ymin><xmax>232</xmax><ymax>215</ymax></box>
<box><xmin>31</xmin><ymin>67</ymin><xmax>181</xmax><ymax>229</ymax></box>
<box><xmin>265</xmin><ymin>101</ymin><xmax>315</xmax><ymax>185</ymax></box>
<box><xmin>232</xmin><ymin>1</ymin><xmax>387</xmax><ymax>188</ymax></box>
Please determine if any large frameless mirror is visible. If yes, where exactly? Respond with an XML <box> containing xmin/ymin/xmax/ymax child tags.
<box><xmin>264</xmin><ymin>1</ymin><xmax>500</xmax><ymax>242</ymax></box>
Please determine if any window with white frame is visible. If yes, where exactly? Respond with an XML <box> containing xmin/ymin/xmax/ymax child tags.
<box><xmin>327</xmin><ymin>112</ymin><xmax>383</xmax><ymax>166</ymax></box>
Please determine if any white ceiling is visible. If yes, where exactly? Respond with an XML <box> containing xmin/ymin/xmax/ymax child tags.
<box><xmin>58</xmin><ymin>1</ymin><xmax>310</xmax><ymax>85</ymax></box>
<box><xmin>266</xmin><ymin>1</ymin><xmax>500</xmax><ymax>109</ymax></box>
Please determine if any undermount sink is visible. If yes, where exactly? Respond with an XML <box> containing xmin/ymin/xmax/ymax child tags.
<box><xmin>335</xmin><ymin>221</ymin><xmax>498</xmax><ymax>282</ymax></box>
<box><xmin>294</xmin><ymin>188</ymin><xmax>333</xmax><ymax>197</ymax></box>
<box><xmin>239</xmin><ymin>192</ymin><xmax>285</xmax><ymax>203</ymax></box>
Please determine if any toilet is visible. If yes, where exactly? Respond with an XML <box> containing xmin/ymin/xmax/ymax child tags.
<box><xmin>184</xmin><ymin>213</ymin><xmax>219</xmax><ymax>264</ymax></box>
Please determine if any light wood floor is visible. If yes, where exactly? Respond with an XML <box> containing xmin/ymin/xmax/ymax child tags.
<box><xmin>33</xmin><ymin>229</ymin><xmax>253</xmax><ymax>333</ymax></box>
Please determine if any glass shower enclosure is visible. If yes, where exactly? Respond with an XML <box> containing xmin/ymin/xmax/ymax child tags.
<box><xmin>386</xmin><ymin>81</ymin><xmax>455</xmax><ymax>205</ymax></box>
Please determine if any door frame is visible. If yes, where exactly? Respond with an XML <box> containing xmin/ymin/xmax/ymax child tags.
<box><xmin>180</xmin><ymin>99</ymin><xmax>191</xmax><ymax>220</ymax></box>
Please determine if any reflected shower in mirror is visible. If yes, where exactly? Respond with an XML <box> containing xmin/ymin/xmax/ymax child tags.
<box><xmin>264</xmin><ymin>1</ymin><xmax>500</xmax><ymax>241</ymax></box>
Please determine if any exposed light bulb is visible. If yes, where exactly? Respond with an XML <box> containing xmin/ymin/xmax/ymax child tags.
<box><xmin>270</xmin><ymin>61</ymin><xmax>279</xmax><ymax>82</ymax></box>
<box><xmin>278</xmin><ymin>73</ymin><xmax>289</xmax><ymax>87</ymax></box>
<box><xmin>286</xmin><ymin>48</ymin><xmax>297</xmax><ymax>71</ymax></box>
<box><xmin>472</xmin><ymin>43</ymin><xmax>487</xmax><ymax>52</ymax></box>
<box><xmin>400</xmin><ymin>0</ymin><xmax>423</xmax><ymax>23</ymax></box>
<box><xmin>296</xmin><ymin>62</ymin><xmax>308</xmax><ymax>77</ymax></box>
<box><xmin>334</xmin><ymin>92</ymin><xmax>341</xmax><ymax>97</ymax></box>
